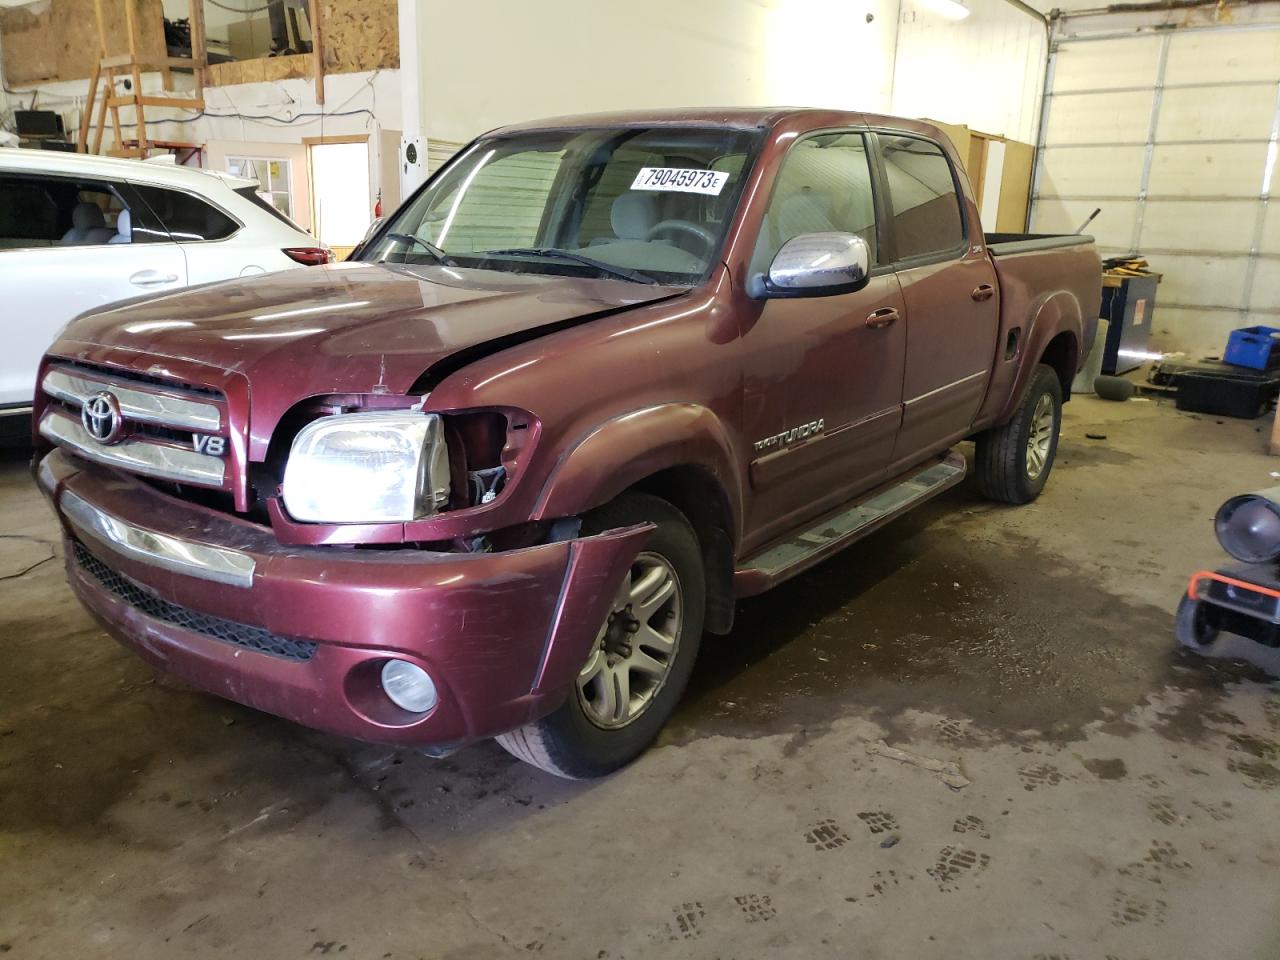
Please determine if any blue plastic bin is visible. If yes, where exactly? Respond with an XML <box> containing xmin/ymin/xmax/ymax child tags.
<box><xmin>1224</xmin><ymin>326</ymin><xmax>1280</xmax><ymax>370</ymax></box>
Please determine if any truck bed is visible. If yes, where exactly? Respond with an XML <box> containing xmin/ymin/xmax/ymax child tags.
<box><xmin>985</xmin><ymin>233</ymin><xmax>1096</xmax><ymax>256</ymax></box>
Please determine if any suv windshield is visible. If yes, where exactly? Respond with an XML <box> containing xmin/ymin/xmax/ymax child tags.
<box><xmin>358</xmin><ymin>126</ymin><xmax>761</xmax><ymax>285</ymax></box>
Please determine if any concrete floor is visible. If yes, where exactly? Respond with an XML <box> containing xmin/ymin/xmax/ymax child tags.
<box><xmin>3</xmin><ymin>393</ymin><xmax>1280</xmax><ymax>959</ymax></box>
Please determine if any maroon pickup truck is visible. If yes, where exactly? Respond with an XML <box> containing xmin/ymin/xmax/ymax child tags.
<box><xmin>34</xmin><ymin>109</ymin><xmax>1100</xmax><ymax>778</ymax></box>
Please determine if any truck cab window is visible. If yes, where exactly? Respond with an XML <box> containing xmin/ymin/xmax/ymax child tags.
<box><xmin>879</xmin><ymin>136</ymin><xmax>965</xmax><ymax>261</ymax></box>
<box><xmin>750</xmin><ymin>133</ymin><xmax>878</xmax><ymax>277</ymax></box>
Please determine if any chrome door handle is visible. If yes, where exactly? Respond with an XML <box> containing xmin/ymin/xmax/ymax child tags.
<box><xmin>866</xmin><ymin>307</ymin><xmax>899</xmax><ymax>329</ymax></box>
<box><xmin>129</xmin><ymin>270</ymin><xmax>179</xmax><ymax>287</ymax></box>
<box><xmin>971</xmin><ymin>283</ymin><xmax>995</xmax><ymax>302</ymax></box>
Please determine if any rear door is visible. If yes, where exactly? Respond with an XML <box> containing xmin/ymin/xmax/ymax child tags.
<box><xmin>740</xmin><ymin>131</ymin><xmax>907</xmax><ymax>549</ymax></box>
<box><xmin>0</xmin><ymin>173</ymin><xmax>186</xmax><ymax>410</ymax></box>
<box><xmin>127</xmin><ymin>183</ymin><xmax>251</xmax><ymax>284</ymax></box>
<box><xmin>877</xmin><ymin>133</ymin><xmax>1000</xmax><ymax>466</ymax></box>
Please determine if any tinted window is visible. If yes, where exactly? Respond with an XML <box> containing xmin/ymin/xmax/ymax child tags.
<box><xmin>0</xmin><ymin>175</ymin><xmax>151</xmax><ymax>249</ymax></box>
<box><xmin>130</xmin><ymin>185</ymin><xmax>239</xmax><ymax>241</ymax></box>
<box><xmin>880</xmin><ymin>136</ymin><xmax>965</xmax><ymax>261</ymax></box>
<box><xmin>750</xmin><ymin>132</ymin><xmax>878</xmax><ymax>276</ymax></box>
<box><xmin>0</xmin><ymin>177</ymin><xmax>60</xmax><ymax>249</ymax></box>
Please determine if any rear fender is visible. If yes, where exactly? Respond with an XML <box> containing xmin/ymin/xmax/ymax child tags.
<box><xmin>990</xmin><ymin>290</ymin><xmax>1082</xmax><ymax>425</ymax></box>
<box><xmin>532</xmin><ymin>403</ymin><xmax>743</xmax><ymax>538</ymax></box>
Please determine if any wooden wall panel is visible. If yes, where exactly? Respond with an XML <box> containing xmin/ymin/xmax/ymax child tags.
<box><xmin>319</xmin><ymin>0</ymin><xmax>397</xmax><ymax>73</ymax></box>
<box><xmin>0</xmin><ymin>0</ymin><xmax>167</xmax><ymax>86</ymax></box>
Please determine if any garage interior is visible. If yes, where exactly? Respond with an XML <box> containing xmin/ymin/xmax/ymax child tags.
<box><xmin>3</xmin><ymin>0</ymin><xmax>1280</xmax><ymax>958</ymax></box>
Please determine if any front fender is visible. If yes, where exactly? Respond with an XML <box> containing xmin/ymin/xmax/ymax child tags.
<box><xmin>531</xmin><ymin>403</ymin><xmax>743</xmax><ymax>535</ymax></box>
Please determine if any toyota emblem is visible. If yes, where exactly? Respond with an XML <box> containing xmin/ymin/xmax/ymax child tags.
<box><xmin>81</xmin><ymin>391</ymin><xmax>123</xmax><ymax>444</ymax></box>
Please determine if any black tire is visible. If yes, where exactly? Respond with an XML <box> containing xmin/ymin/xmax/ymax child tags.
<box><xmin>975</xmin><ymin>363</ymin><xmax>1063</xmax><ymax>505</ymax></box>
<box><xmin>496</xmin><ymin>492</ymin><xmax>705</xmax><ymax>779</ymax></box>
<box><xmin>1175</xmin><ymin>595</ymin><xmax>1219</xmax><ymax>650</ymax></box>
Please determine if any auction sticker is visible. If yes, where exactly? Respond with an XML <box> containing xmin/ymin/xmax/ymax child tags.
<box><xmin>631</xmin><ymin>167</ymin><xmax>729</xmax><ymax>195</ymax></box>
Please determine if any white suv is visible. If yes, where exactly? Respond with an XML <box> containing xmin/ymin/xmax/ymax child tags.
<box><xmin>0</xmin><ymin>148</ymin><xmax>330</xmax><ymax>437</ymax></box>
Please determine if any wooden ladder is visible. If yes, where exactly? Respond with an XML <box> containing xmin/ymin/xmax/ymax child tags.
<box><xmin>77</xmin><ymin>0</ymin><xmax>208</xmax><ymax>158</ymax></box>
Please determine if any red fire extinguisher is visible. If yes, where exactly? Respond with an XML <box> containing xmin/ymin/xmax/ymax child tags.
<box><xmin>374</xmin><ymin>189</ymin><xmax>383</xmax><ymax>219</ymax></box>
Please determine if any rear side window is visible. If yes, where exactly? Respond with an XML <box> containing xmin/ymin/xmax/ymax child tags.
<box><xmin>235</xmin><ymin>185</ymin><xmax>306</xmax><ymax>233</ymax></box>
<box><xmin>129</xmin><ymin>185</ymin><xmax>239</xmax><ymax>242</ymax></box>
<box><xmin>750</xmin><ymin>132</ymin><xmax>878</xmax><ymax>276</ymax></box>
<box><xmin>880</xmin><ymin>136</ymin><xmax>965</xmax><ymax>261</ymax></box>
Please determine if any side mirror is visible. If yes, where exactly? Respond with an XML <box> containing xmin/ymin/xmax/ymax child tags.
<box><xmin>749</xmin><ymin>232</ymin><xmax>871</xmax><ymax>299</ymax></box>
<box><xmin>361</xmin><ymin>216</ymin><xmax>386</xmax><ymax>243</ymax></box>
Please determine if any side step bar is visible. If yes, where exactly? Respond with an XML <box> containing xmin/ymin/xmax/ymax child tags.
<box><xmin>734</xmin><ymin>451</ymin><xmax>967</xmax><ymax>595</ymax></box>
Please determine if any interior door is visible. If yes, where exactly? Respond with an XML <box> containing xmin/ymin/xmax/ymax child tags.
<box><xmin>739</xmin><ymin>132</ymin><xmax>907</xmax><ymax>550</ymax></box>
<box><xmin>0</xmin><ymin>174</ymin><xmax>186</xmax><ymax>409</ymax></box>
<box><xmin>877</xmin><ymin>134</ymin><xmax>1000</xmax><ymax>465</ymax></box>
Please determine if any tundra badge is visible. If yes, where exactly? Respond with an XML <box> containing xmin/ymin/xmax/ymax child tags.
<box><xmin>753</xmin><ymin>419</ymin><xmax>824</xmax><ymax>453</ymax></box>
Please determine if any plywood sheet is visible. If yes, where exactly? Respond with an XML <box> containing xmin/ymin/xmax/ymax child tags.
<box><xmin>0</xmin><ymin>0</ymin><xmax>167</xmax><ymax>85</ymax></box>
<box><xmin>320</xmin><ymin>0</ymin><xmax>397</xmax><ymax>73</ymax></box>
<box><xmin>207</xmin><ymin>52</ymin><xmax>310</xmax><ymax>86</ymax></box>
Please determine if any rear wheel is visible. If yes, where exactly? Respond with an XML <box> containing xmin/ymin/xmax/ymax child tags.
<box><xmin>496</xmin><ymin>493</ymin><xmax>705</xmax><ymax>778</ymax></box>
<box><xmin>975</xmin><ymin>363</ymin><xmax>1063</xmax><ymax>504</ymax></box>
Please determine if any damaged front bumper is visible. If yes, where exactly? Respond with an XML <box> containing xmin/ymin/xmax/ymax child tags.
<box><xmin>37</xmin><ymin>449</ymin><xmax>650</xmax><ymax>748</ymax></box>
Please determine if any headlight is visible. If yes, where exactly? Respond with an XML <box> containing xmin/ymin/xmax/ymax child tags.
<box><xmin>282</xmin><ymin>411</ymin><xmax>450</xmax><ymax>523</ymax></box>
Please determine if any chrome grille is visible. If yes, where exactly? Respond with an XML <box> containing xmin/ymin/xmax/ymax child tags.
<box><xmin>43</xmin><ymin>367</ymin><xmax>221</xmax><ymax>432</ymax></box>
<box><xmin>73</xmin><ymin>540</ymin><xmax>317</xmax><ymax>662</ymax></box>
<box><xmin>39</xmin><ymin>363</ymin><xmax>228</xmax><ymax>489</ymax></box>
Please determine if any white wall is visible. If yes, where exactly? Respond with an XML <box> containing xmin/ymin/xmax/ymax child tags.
<box><xmin>411</xmin><ymin>0</ymin><xmax>902</xmax><ymax>144</ymax></box>
<box><xmin>891</xmin><ymin>0</ymin><xmax>1047</xmax><ymax>142</ymax></box>
<box><xmin>2</xmin><ymin>0</ymin><xmax>1049</xmax><ymax>225</ymax></box>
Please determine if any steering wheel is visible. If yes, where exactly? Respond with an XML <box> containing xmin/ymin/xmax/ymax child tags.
<box><xmin>645</xmin><ymin>219</ymin><xmax>717</xmax><ymax>253</ymax></box>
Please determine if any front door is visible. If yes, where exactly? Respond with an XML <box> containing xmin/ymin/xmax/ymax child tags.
<box><xmin>876</xmin><ymin>133</ymin><xmax>1000</xmax><ymax>466</ymax></box>
<box><xmin>739</xmin><ymin>132</ymin><xmax>907</xmax><ymax>552</ymax></box>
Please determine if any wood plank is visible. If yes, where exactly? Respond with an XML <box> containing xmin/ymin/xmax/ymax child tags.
<box><xmin>188</xmin><ymin>0</ymin><xmax>206</xmax><ymax>94</ymax></box>
<box><xmin>78</xmin><ymin>58</ymin><xmax>102</xmax><ymax>152</ymax></box>
<box><xmin>309</xmin><ymin>0</ymin><xmax>325</xmax><ymax>105</ymax></box>
<box><xmin>137</xmin><ymin>96</ymin><xmax>205</xmax><ymax>109</ymax></box>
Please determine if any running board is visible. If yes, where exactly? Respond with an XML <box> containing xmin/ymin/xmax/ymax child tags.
<box><xmin>735</xmin><ymin>451</ymin><xmax>967</xmax><ymax>595</ymax></box>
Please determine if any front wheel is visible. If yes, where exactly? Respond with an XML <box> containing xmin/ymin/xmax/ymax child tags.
<box><xmin>1175</xmin><ymin>595</ymin><xmax>1219</xmax><ymax>651</ymax></box>
<box><xmin>496</xmin><ymin>493</ymin><xmax>705</xmax><ymax>779</ymax></box>
<box><xmin>975</xmin><ymin>363</ymin><xmax>1063</xmax><ymax>504</ymax></box>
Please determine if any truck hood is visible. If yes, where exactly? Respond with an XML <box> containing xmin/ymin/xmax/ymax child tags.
<box><xmin>58</xmin><ymin>261</ymin><xmax>683</xmax><ymax>398</ymax></box>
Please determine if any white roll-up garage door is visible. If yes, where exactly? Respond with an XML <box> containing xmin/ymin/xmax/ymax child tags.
<box><xmin>1030</xmin><ymin>13</ymin><xmax>1280</xmax><ymax>354</ymax></box>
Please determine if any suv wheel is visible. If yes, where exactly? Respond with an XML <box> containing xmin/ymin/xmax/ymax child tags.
<box><xmin>496</xmin><ymin>493</ymin><xmax>705</xmax><ymax>778</ymax></box>
<box><xmin>975</xmin><ymin>363</ymin><xmax>1063</xmax><ymax>504</ymax></box>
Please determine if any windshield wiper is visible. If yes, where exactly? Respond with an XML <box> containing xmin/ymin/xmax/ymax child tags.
<box><xmin>384</xmin><ymin>232</ymin><xmax>455</xmax><ymax>265</ymax></box>
<box><xmin>483</xmin><ymin>247</ymin><xmax>659</xmax><ymax>285</ymax></box>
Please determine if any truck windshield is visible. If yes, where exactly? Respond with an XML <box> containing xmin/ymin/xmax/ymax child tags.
<box><xmin>358</xmin><ymin>126</ymin><xmax>761</xmax><ymax>285</ymax></box>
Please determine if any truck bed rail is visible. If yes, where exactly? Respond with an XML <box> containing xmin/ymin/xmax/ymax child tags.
<box><xmin>985</xmin><ymin>233</ymin><xmax>1095</xmax><ymax>257</ymax></box>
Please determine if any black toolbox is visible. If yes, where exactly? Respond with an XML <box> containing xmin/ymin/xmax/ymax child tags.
<box><xmin>1174</xmin><ymin>370</ymin><xmax>1280</xmax><ymax>419</ymax></box>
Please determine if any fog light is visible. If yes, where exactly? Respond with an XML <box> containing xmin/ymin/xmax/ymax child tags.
<box><xmin>380</xmin><ymin>659</ymin><xmax>437</xmax><ymax>713</ymax></box>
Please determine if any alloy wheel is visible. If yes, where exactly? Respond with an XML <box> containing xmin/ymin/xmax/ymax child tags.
<box><xmin>1025</xmin><ymin>392</ymin><xmax>1056</xmax><ymax>480</ymax></box>
<box><xmin>577</xmin><ymin>552</ymin><xmax>683</xmax><ymax>729</ymax></box>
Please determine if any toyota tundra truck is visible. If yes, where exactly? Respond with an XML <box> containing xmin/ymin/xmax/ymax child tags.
<box><xmin>33</xmin><ymin>109</ymin><xmax>1100</xmax><ymax>778</ymax></box>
